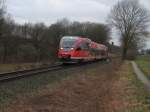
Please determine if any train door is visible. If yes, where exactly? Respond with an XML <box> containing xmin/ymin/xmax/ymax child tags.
<box><xmin>75</xmin><ymin>41</ymin><xmax>91</xmax><ymax>60</ymax></box>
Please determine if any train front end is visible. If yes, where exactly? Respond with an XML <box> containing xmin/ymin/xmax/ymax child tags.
<box><xmin>58</xmin><ymin>36</ymin><xmax>79</xmax><ymax>63</ymax></box>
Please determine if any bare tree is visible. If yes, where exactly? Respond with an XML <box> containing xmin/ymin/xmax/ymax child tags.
<box><xmin>0</xmin><ymin>0</ymin><xmax>5</xmax><ymax>35</ymax></box>
<box><xmin>109</xmin><ymin>0</ymin><xmax>150</xmax><ymax>59</ymax></box>
<box><xmin>0</xmin><ymin>0</ymin><xmax>5</xmax><ymax>17</ymax></box>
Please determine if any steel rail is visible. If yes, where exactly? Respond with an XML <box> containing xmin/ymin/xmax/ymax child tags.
<box><xmin>0</xmin><ymin>64</ymin><xmax>63</xmax><ymax>82</ymax></box>
<box><xmin>0</xmin><ymin>56</ymin><xmax>119</xmax><ymax>83</ymax></box>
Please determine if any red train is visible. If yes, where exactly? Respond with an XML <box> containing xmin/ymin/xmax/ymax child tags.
<box><xmin>58</xmin><ymin>36</ymin><xmax>108</xmax><ymax>63</ymax></box>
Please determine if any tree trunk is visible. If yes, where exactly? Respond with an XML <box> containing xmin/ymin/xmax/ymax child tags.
<box><xmin>3</xmin><ymin>44</ymin><xmax>7</xmax><ymax>63</ymax></box>
<box><xmin>122</xmin><ymin>47</ymin><xmax>127</xmax><ymax>60</ymax></box>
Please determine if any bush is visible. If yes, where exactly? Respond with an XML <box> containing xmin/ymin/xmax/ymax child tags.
<box><xmin>18</xmin><ymin>44</ymin><xmax>38</xmax><ymax>62</ymax></box>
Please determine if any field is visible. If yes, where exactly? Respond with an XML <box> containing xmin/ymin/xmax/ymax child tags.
<box><xmin>0</xmin><ymin>59</ymin><xmax>150</xmax><ymax>112</ymax></box>
<box><xmin>136</xmin><ymin>55</ymin><xmax>150</xmax><ymax>79</ymax></box>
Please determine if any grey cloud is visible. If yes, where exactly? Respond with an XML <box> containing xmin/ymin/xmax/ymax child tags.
<box><xmin>6</xmin><ymin>0</ymin><xmax>150</xmax><ymax>24</ymax></box>
<box><xmin>6</xmin><ymin>0</ymin><xmax>111</xmax><ymax>24</ymax></box>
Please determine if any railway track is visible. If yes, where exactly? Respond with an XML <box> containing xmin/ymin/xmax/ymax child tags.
<box><xmin>0</xmin><ymin>64</ymin><xmax>63</xmax><ymax>82</ymax></box>
<box><xmin>0</xmin><ymin>56</ymin><xmax>117</xmax><ymax>83</ymax></box>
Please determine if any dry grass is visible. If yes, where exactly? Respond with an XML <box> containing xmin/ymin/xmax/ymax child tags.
<box><xmin>2</xmin><ymin>59</ymin><xmax>124</xmax><ymax>112</ymax></box>
<box><xmin>2</xmin><ymin>60</ymin><xmax>149</xmax><ymax>112</ymax></box>
<box><xmin>0</xmin><ymin>62</ymin><xmax>51</xmax><ymax>73</ymax></box>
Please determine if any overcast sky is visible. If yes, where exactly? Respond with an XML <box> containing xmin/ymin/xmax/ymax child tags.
<box><xmin>6</xmin><ymin>0</ymin><xmax>150</xmax><ymax>48</ymax></box>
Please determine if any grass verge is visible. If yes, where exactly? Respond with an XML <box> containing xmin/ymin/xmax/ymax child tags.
<box><xmin>135</xmin><ymin>55</ymin><xmax>150</xmax><ymax>79</ymax></box>
<box><xmin>120</xmin><ymin>61</ymin><xmax>150</xmax><ymax>112</ymax></box>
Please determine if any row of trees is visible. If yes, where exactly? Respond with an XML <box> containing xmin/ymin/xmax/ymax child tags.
<box><xmin>0</xmin><ymin>1</ymin><xmax>110</xmax><ymax>63</ymax></box>
<box><xmin>140</xmin><ymin>49</ymin><xmax>150</xmax><ymax>55</ymax></box>
<box><xmin>1</xmin><ymin>0</ymin><xmax>147</xmax><ymax>62</ymax></box>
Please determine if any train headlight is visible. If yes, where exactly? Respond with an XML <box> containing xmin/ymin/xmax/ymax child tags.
<box><xmin>71</xmin><ymin>48</ymin><xmax>74</xmax><ymax>50</ymax></box>
<box><xmin>60</xmin><ymin>48</ymin><xmax>63</xmax><ymax>50</ymax></box>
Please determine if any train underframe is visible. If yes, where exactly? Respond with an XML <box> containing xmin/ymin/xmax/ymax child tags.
<box><xmin>59</xmin><ymin>55</ymin><xmax>108</xmax><ymax>64</ymax></box>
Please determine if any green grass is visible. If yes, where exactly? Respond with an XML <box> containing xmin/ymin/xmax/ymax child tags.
<box><xmin>136</xmin><ymin>55</ymin><xmax>150</xmax><ymax>79</ymax></box>
<box><xmin>123</xmin><ymin>62</ymin><xmax>150</xmax><ymax>112</ymax></box>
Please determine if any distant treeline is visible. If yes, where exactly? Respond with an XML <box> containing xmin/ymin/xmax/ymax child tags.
<box><xmin>140</xmin><ymin>49</ymin><xmax>150</xmax><ymax>55</ymax></box>
<box><xmin>0</xmin><ymin>3</ymin><xmax>110</xmax><ymax>63</ymax></box>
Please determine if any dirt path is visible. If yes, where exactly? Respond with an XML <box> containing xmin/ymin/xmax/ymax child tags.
<box><xmin>132</xmin><ymin>61</ymin><xmax>150</xmax><ymax>90</ymax></box>
<box><xmin>4</xmin><ymin>59</ymin><xmax>125</xmax><ymax>112</ymax></box>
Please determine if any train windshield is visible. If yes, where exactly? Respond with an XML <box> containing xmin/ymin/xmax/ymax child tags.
<box><xmin>61</xmin><ymin>39</ymin><xmax>76</xmax><ymax>48</ymax></box>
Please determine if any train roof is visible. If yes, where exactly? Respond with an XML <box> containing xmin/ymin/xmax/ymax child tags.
<box><xmin>62</xmin><ymin>36</ymin><xmax>79</xmax><ymax>40</ymax></box>
<box><xmin>62</xmin><ymin>36</ymin><xmax>91</xmax><ymax>41</ymax></box>
<box><xmin>90</xmin><ymin>42</ymin><xmax>107</xmax><ymax>50</ymax></box>
<box><xmin>61</xmin><ymin>36</ymin><xmax>107</xmax><ymax>49</ymax></box>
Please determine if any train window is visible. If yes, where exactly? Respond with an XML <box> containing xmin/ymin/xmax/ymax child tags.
<box><xmin>80</xmin><ymin>42</ymin><xmax>89</xmax><ymax>50</ymax></box>
<box><xmin>100</xmin><ymin>50</ymin><xmax>105</xmax><ymax>56</ymax></box>
<box><xmin>61</xmin><ymin>39</ymin><xmax>76</xmax><ymax>48</ymax></box>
